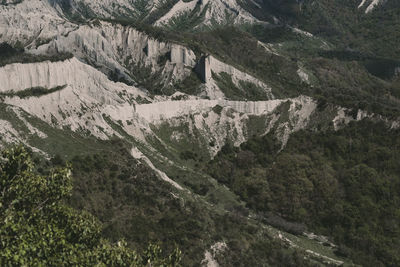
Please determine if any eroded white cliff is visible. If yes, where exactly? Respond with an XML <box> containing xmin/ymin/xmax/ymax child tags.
<box><xmin>137</xmin><ymin>96</ymin><xmax>317</xmax><ymax>155</ymax></box>
<box><xmin>32</xmin><ymin>21</ymin><xmax>197</xmax><ymax>84</ymax></box>
<box><xmin>156</xmin><ymin>0</ymin><xmax>259</xmax><ymax>27</ymax></box>
<box><xmin>0</xmin><ymin>57</ymin><xmax>317</xmax><ymax>158</ymax></box>
<box><xmin>1</xmin><ymin>58</ymin><xmax>147</xmax><ymax>140</ymax></box>
<box><xmin>0</xmin><ymin>0</ymin><xmax>77</xmax><ymax>46</ymax></box>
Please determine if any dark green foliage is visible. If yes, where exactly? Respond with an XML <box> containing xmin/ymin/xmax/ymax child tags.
<box><xmin>212</xmin><ymin>71</ymin><xmax>271</xmax><ymax>101</ymax></box>
<box><xmin>212</xmin><ymin>71</ymin><xmax>242</xmax><ymax>100</ymax></box>
<box><xmin>207</xmin><ymin>120</ymin><xmax>400</xmax><ymax>266</ymax></box>
<box><xmin>238</xmin><ymin>2</ymin><xmax>400</xmax><ymax>116</ymax></box>
<box><xmin>239</xmin><ymin>0</ymin><xmax>302</xmax><ymax>23</ymax></box>
<box><xmin>0</xmin><ymin>85</ymin><xmax>67</xmax><ymax>99</ymax></box>
<box><xmin>128</xmin><ymin>63</ymin><xmax>167</xmax><ymax>95</ymax></box>
<box><xmin>212</xmin><ymin>104</ymin><xmax>223</xmax><ymax>115</ymax></box>
<box><xmin>363</xmin><ymin>59</ymin><xmax>400</xmax><ymax>80</ymax></box>
<box><xmin>108</xmin><ymin>67</ymin><xmax>134</xmax><ymax>86</ymax></box>
<box><xmin>305</xmin><ymin>58</ymin><xmax>400</xmax><ymax>118</ymax></box>
<box><xmin>3</xmin><ymin>2</ymin><xmax>400</xmax><ymax>265</ymax></box>
<box><xmin>0</xmin><ymin>42</ymin><xmax>73</xmax><ymax>67</ymax></box>
<box><xmin>51</xmin><ymin>139</ymin><xmax>323</xmax><ymax>266</ymax></box>
<box><xmin>180</xmin><ymin>150</ymin><xmax>197</xmax><ymax>160</ymax></box>
<box><xmin>95</xmin><ymin>22</ymin><xmax>301</xmax><ymax>99</ymax></box>
<box><xmin>144</xmin><ymin>0</ymin><xmax>180</xmax><ymax>24</ymax></box>
<box><xmin>130</xmin><ymin>0</ymin><xmax>152</xmax><ymax>21</ymax></box>
<box><xmin>97</xmin><ymin>19</ymin><xmax>306</xmax><ymax>100</ymax></box>
<box><xmin>0</xmin><ymin>42</ymin><xmax>23</xmax><ymax>56</ymax></box>
<box><xmin>39</xmin><ymin>0</ymin><xmax>400</xmax><ymax>118</ymax></box>
<box><xmin>243</xmin><ymin>24</ymin><xmax>298</xmax><ymax>44</ymax></box>
<box><xmin>206</xmin><ymin>134</ymin><xmax>280</xmax><ymax>211</ymax></box>
<box><xmin>0</xmin><ymin>146</ymin><xmax>181</xmax><ymax>266</ymax></box>
<box><xmin>317</xmin><ymin>50</ymin><xmax>400</xmax><ymax>80</ymax></box>
<box><xmin>217</xmin><ymin>239</ymin><xmax>314</xmax><ymax>267</ymax></box>
<box><xmin>277</xmin><ymin>0</ymin><xmax>400</xmax><ymax>60</ymax></box>
<box><xmin>191</xmin><ymin>27</ymin><xmax>304</xmax><ymax>98</ymax></box>
<box><xmin>244</xmin><ymin>0</ymin><xmax>394</xmax><ymax>57</ymax></box>
<box><xmin>164</xmin><ymin>2</ymin><xmax>208</xmax><ymax>32</ymax></box>
<box><xmin>68</xmin><ymin>141</ymin><xmax>208</xmax><ymax>265</ymax></box>
<box><xmin>241</xmin><ymin>24</ymin><xmax>399</xmax><ymax>117</ymax></box>
<box><xmin>236</xmin><ymin>25</ymin><xmax>400</xmax><ymax>117</ymax></box>
<box><xmin>0</xmin><ymin>0</ymin><xmax>23</xmax><ymax>6</ymax></box>
<box><xmin>96</xmin><ymin>17</ymin><xmax>400</xmax><ymax>116</ymax></box>
<box><xmin>171</xmin><ymin>70</ymin><xmax>203</xmax><ymax>95</ymax></box>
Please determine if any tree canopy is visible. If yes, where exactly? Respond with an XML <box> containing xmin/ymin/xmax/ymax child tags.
<box><xmin>0</xmin><ymin>146</ymin><xmax>181</xmax><ymax>266</ymax></box>
<box><xmin>206</xmin><ymin>121</ymin><xmax>400</xmax><ymax>266</ymax></box>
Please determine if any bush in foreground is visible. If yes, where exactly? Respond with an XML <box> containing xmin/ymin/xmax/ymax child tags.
<box><xmin>0</xmin><ymin>146</ymin><xmax>181</xmax><ymax>266</ymax></box>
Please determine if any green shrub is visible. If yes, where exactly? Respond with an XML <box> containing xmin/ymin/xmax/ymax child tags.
<box><xmin>0</xmin><ymin>42</ymin><xmax>73</xmax><ymax>67</ymax></box>
<box><xmin>0</xmin><ymin>146</ymin><xmax>181</xmax><ymax>266</ymax></box>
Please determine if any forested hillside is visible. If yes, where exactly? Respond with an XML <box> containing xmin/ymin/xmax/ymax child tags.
<box><xmin>207</xmin><ymin>120</ymin><xmax>400</xmax><ymax>266</ymax></box>
<box><xmin>0</xmin><ymin>0</ymin><xmax>399</xmax><ymax>266</ymax></box>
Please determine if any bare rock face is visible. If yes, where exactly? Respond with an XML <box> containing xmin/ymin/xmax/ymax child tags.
<box><xmin>0</xmin><ymin>0</ymin><xmax>288</xmax><ymax>157</ymax></box>
<box><xmin>155</xmin><ymin>0</ymin><xmax>259</xmax><ymax>27</ymax></box>
<box><xmin>31</xmin><ymin>21</ymin><xmax>196</xmax><ymax>85</ymax></box>
<box><xmin>0</xmin><ymin>55</ymin><xmax>320</xmax><ymax>157</ymax></box>
<box><xmin>48</xmin><ymin>0</ymin><xmax>260</xmax><ymax>28</ymax></box>
<box><xmin>0</xmin><ymin>0</ymin><xmax>272</xmax><ymax>100</ymax></box>
<box><xmin>1</xmin><ymin>0</ymin><xmax>391</xmax><ymax>157</ymax></box>
<box><xmin>0</xmin><ymin>0</ymin><xmax>77</xmax><ymax>45</ymax></box>
<box><xmin>0</xmin><ymin>58</ymin><xmax>145</xmax><ymax>139</ymax></box>
<box><xmin>0</xmin><ymin>0</ymin><xmax>370</xmax><ymax>160</ymax></box>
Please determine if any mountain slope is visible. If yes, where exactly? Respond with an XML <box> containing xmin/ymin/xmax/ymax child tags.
<box><xmin>243</xmin><ymin>0</ymin><xmax>400</xmax><ymax>59</ymax></box>
<box><xmin>1</xmin><ymin>0</ymin><xmax>400</xmax><ymax>266</ymax></box>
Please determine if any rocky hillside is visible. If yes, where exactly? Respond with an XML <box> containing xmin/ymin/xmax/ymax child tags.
<box><xmin>0</xmin><ymin>0</ymin><xmax>399</xmax><ymax>266</ymax></box>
